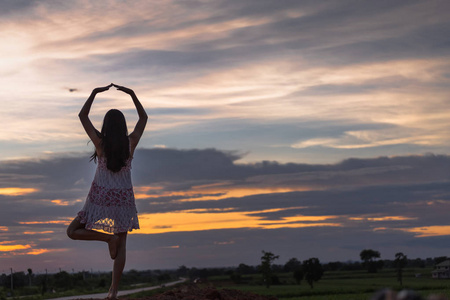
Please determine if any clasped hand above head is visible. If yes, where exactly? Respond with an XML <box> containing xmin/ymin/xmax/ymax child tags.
<box><xmin>92</xmin><ymin>83</ymin><xmax>134</xmax><ymax>95</ymax></box>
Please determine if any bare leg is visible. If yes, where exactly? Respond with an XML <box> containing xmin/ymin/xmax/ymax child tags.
<box><xmin>66</xmin><ymin>217</ymin><xmax>119</xmax><ymax>259</ymax></box>
<box><xmin>108</xmin><ymin>232</ymin><xmax>127</xmax><ymax>299</ymax></box>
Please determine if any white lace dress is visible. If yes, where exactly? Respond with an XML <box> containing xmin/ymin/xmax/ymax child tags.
<box><xmin>77</xmin><ymin>156</ymin><xmax>139</xmax><ymax>233</ymax></box>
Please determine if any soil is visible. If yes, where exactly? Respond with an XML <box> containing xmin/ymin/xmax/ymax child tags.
<box><xmin>124</xmin><ymin>284</ymin><xmax>277</xmax><ymax>300</ymax></box>
<box><xmin>83</xmin><ymin>284</ymin><xmax>278</xmax><ymax>300</ymax></box>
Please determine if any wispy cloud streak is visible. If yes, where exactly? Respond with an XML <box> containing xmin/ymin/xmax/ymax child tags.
<box><xmin>0</xmin><ymin>0</ymin><xmax>448</xmax><ymax>163</ymax></box>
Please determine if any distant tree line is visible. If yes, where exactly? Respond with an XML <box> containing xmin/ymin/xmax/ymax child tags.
<box><xmin>0</xmin><ymin>269</ymin><xmax>168</xmax><ymax>297</ymax></box>
<box><xmin>324</xmin><ymin>254</ymin><xmax>443</xmax><ymax>272</ymax></box>
<box><xmin>1</xmin><ymin>252</ymin><xmax>448</xmax><ymax>296</ymax></box>
<box><xmin>224</xmin><ymin>251</ymin><xmax>448</xmax><ymax>289</ymax></box>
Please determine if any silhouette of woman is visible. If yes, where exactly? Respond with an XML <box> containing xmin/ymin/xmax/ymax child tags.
<box><xmin>67</xmin><ymin>83</ymin><xmax>147</xmax><ymax>299</ymax></box>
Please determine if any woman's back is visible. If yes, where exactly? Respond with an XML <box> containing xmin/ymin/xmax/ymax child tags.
<box><xmin>94</xmin><ymin>156</ymin><xmax>133</xmax><ymax>189</ymax></box>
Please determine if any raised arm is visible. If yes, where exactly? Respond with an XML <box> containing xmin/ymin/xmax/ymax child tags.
<box><xmin>113</xmin><ymin>84</ymin><xmax>148</xmax><ymax>151</ymax></box>
<box><xmin>79</xmin><ymin>84</ymin><xmax>113</xmax><ymax>147</ymax></box>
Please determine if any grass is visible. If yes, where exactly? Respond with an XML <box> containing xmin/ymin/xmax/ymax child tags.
<box><xmin>7</xmin><ymin>268</ymin><xmax>450</xmax><ymax>300</ymax></box>
<box><xmin>204</xmin><ymin>268</ymin><xmax>450</xmax><ymax>300</ymax></box>
<box><xmin>3</xmin><ymin>281</ymin><xmax>163</xmax><ymax>300</ymax></box>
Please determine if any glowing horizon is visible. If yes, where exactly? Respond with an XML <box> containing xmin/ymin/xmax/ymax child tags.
<box><xmin>136</xmin><ymin>208</ymin><xmax>340</xmax><ymax>234</ymax></box>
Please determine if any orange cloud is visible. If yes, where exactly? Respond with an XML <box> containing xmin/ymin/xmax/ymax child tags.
<box><xmin>51</xmin><ymin>199</ymin><xmax>68</xmax><ymax>206</ymax></box>
<box><xmin>214</xmin><ymin>241</ymin><xmax>235</xmax><ymax>245</ymax></box>
<box><xmin>136</xmin><ymin>208</ymin><xmax>340</xmax><ymax>234</ymax></box>
<box><xmin>0</xmin><ymin>241</ymin><xmax>68</xmax><ymax>257</ymax></box>
<box><xmin>26</xmin><ymin>249</ymin><xmax>51</xmax><ymax>255</ymax></box>
<box><xmin>135</xmin><ymin>186</ymin><xmax>164</xmax><ymax>192</ymax></box>
<box><xmin>19</xmin><ymin>218</ymin><xmax>72</xmax><ymax>225</ymax></box>
<box><xmin>349</xmin><ymin>216</ymin><xmax>416</xmax><ymax>222</ymax></box>
<box><xmin>23</xmin><ymin>231</ymin><xmax>54</xmax><ymax>235</ymax></box>
<box><xmin>367</xmin><ymin>216</ymin><xmax>416</xmax><ymax>221</ymax></box>
<box><xmin>135</xmin><ymin>184</ymin><xmax>312</xmax><ymax>202</ymax></box>
<box><xmin>0</xmin><ymin>226</ymin><xmax>8</xmax><ymax>232</ymax></box>
<box><xmin>400</xmin><ymin>226</ymin><xmax>450</xmax><ymax>237</ymax></box>
<box><xmin>48</xmin><ymin>199</ymin><xmax>82</xmax><ymax>206</ymax></box>
<box><xmin>135</xmin><ymin>185</ymin><xmax>164</xmax><ymax>199</ymax></box>
<box><xmin>160</xmin><ymin>245</ymin><xmax>180</xmax><ymax>249</ymax></box>
<box><xmin>0</xmin><ymin>244</ymin><xmax>31</xmax><ymax>252</ymax></box>
<box><xmin>185</xmin><ymin>187</ymin><xmax>309</xmax><ymax>202</ymax></box>
<box><xmin>0</xmin><ymin>187</ymin><xmax>39</xmax><ymax>196</ymax></box>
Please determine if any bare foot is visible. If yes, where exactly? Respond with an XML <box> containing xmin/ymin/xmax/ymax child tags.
<box><xmin>108</xmin><ymin>235</ymin><xmax>119</xmax><ymax>259</ymax></box>
<box><xmin>107</xmin><ymin>288</ymin><xmax>118</xmax><ymax>300</ymax></box>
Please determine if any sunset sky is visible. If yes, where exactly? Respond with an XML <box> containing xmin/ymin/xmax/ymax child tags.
<box><xmin>1</xmin><ymin>0</ymin><xmax>450</xmax><ymax>274</ymax></box>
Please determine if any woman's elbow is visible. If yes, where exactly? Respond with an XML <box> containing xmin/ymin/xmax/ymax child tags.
<box><xmin>78</xmin><ymin>112</ymin><xmax>88</xmax><ymax>120</ymax></box>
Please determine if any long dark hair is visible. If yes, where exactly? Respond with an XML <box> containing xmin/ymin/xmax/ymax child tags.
<box><xmin>90</xmin><ymin>109</ymin><xmax>130</xmax><ymax>172</ymax></box>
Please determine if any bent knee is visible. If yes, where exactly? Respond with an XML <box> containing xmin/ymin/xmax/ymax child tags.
<box><xmin>66</xmin><ymin>217</ymin><xmax>82</xmax><ymax>239</ymax></box>
<box><xmin>66</xmin><ymin>227</ymin><xmax>76</xmax><ymax>240</ymax></box>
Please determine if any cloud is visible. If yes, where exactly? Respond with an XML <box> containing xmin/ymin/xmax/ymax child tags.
<box><xmin>0</xmin><ymin>0</ymin><xmax>449</xmax><ymax>165</ymax></box>
<box><xmin>0</xmin><ymin>188</ymin><xmax>39</xmax><ymax>196</ymax></box>
<box><xmin>0</xmin><ymin>0</ymin><xmax>36</xmax><ymax>17</ymax></box>
<box><xmin>1</xmin><ymin>148</ymin><xmax>450</xmax><ymax>269</ymax></box>
<box><xmin>291</xmin><ymin>127</ymin><xmax>440</xmax><ymax>150</ymax></box>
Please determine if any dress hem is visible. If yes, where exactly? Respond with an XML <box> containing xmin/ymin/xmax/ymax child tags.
<box><xmin>77</xmin><ymin>211</ymin><xmax>139</xmax><ymax>234</ymax></box>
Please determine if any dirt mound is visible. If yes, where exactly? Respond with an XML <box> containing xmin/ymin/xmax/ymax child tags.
<box><xmin>121</xmin><ymin>285</ymin><xmax>278</xmax><ymax>300</ymax></box>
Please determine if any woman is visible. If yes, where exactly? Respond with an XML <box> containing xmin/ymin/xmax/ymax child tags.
<box><xmin>67</xmin><ymin>83</ymin><xmax>148</xmax><ymax>299</ymax></box>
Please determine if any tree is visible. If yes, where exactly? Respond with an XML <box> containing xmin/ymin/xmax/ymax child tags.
<box><xmin>237</xmin><ymin>263</ymin><xmax>256</xmax><ymax>275</ymax></box>
<box><xmin>284</xmin><ymin>258</ymin><xmax>301</xmax><ymax>272</ymax></box>
<box><xmin>434</xmin><ymin>256</ymin><xmax>448</xmax><ymax>265</ymax></box>
<box><xmin>27</xmin><ymin>269</ymin><xmax>32</xmax><ymax>287</ymax></box>
<box><xmin>302</xmin><ymin>258</ymin><xmax>324</xmax><ymax>288</ymax></box>
<box><xmin>293</xmin><ymin>268</ymin><xmax>304</xmax><ymax>285</ymax></box>
<box><xmin>394</xmin><ymin>252</ymin><xmax>407</xmax><ymax>286</ymax></box>
<box><xmin>176</xmin><ymin>265</ymin><xmax>189</xmax><ymax>278</ymax></box>
<box><xmin>54</xmin><ymin>271</ymin><xmax>72</xmax><ymax>289</ymax></box>
<box><xmin>260</xmin><ymin>251</ymin><xmax>279</xmax><ymax>288</ymax></box>
<box><xmin>360</xmin><ymin>249</ymin><xmax>381</xmax><ymax>273</ymax></box>
<box><xmin>284</xmin><ymin>258</ymin><xmax>303</xmax><ymax>285</ymax></box>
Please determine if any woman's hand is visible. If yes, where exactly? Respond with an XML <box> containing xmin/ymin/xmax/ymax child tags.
<box><xmin>92</xmin><ymin>83</ymin><xmax>113</xmax><ymax>94</ymax></box>
<box><xmin>112</xmin><ymin>84</ymin><xmax>134</xmax><ymax>95</ymax></box>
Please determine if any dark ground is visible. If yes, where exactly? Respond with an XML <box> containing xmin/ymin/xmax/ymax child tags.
<box><xmin>80</xmin><ymin>284</ymin><xmax>277</xmax><ymax>300</ymax></box>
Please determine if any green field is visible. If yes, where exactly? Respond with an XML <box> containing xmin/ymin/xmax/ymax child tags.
<box><xmin>5</xmin><ymin>267</ymin><xmax>450</xmax><ymax>300</ymax></box>
<box><xmin>187</xmin><ymin>268</ymin><xmax>450</xmax><ymax>300</ymax></box>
